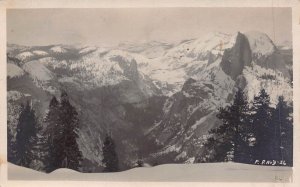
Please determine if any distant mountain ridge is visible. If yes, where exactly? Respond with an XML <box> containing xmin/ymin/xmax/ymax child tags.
<box><xmin>7</xmin><ymin>31</ymin><xmax>293</xmax><ymax>171</ymax></box>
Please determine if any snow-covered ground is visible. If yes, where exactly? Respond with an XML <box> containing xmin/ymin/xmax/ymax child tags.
<box><xmin>32</xmin><ymin>50</ymin><xmax>48</xmax><ymax>56</ymax></box>
<box><xmin>50</xmin><ymin>46</ymin><xmax>67</xmax><ymax>53</ymax></box>
<box><xmin>7</xmin><ymin>163</ymin><xmax>292</xmax><ymax>182</ymax></box>
<box><xmin>22</xmin><ymin>60</ymin><xmax>54</xmax><ymax>82</ymax></box>
<box><xmin>7</xmin><ymin>63</ymin><xmax>24</xmax><ymax>78</ymax></box>
<box><xmin>245</xmin><ymin>31</ymin><xmax>275</xmax><ymax>57</ymax></box>
<box><xmin>79</xmin><ymin>46</ymin><xmax>97</xmax><ymax>54</ymax></box>
<box><xmin>15</xmin><ymin>51</ymin><xmax>34</xmax><ymax>61</ymax></box>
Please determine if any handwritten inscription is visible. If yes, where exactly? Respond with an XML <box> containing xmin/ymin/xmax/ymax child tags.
<box><xmin>254</xmin><ymin>160</ymin><xmax>287</xmax><ymax>166</ymax></box>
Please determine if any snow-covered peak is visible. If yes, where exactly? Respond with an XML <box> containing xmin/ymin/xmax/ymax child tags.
<box><xmin>191</xmin><ymin>32</ymin><xmax>235</xmax><ymax>55</ymax></box>
<box><xmin>61</xmin><ymin>49</ymin><xmax>133</xmax><ymax>88</ymax></box>
<box><xmin>7</xmin><ymin>63</ymin><xmax>24</xmax><ymax>78</ymax></box>
<box><xmin>166</xmin><ymin>32</ymin><xmax>235</xmax><ymax>59</ymax></box>
<box><xmin>244</xmin><ymin>31</ymin><xmax>276</xmax><ymax>57</ymax></box>
<box><xmin>50</xmin><ymin>46</ymin><xmax>67</xmax><ymax>53</ymax></box>
<box><xmin>15</xmin><ymin>51</ymin><xmax>34</xmax><ymax>61</ymax></box>
<box><xmin>32</xmin><ymin>50</ymin><xmax>48</xmax><ymax>56</ymax></box>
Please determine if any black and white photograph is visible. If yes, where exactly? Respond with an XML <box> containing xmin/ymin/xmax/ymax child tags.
<box><xmin>2</xmin><ymin>2</ymin><xmax>298</xmax><ymax>183</ymax></box>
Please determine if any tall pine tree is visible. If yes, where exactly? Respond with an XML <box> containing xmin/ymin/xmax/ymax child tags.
<box><xmin>102</xmin><ymin>134</ymin><xmax>119</xmax><ymax>172</ymax></box>
<box><xmin>251</xmin><ymin>89</ymin><xmax>273</xmax><ymax>161</ymax></box>
<box><xmin>58</xmin><ymin>91</ymin><xmax>82</xmax><ymax>170</ymax></box>
<box><xmin>43</xmin><ymin>96</ymin><xmax>61</xmax><ymax>172</ymax></box>
<box><xmin>30</xmin><ymin>121</ymin><xmax>48</xmax><ymax>171</ymax></box>
<box><xmin>199</xmin><ymin>89</ymin><xmax>252</xmax><ymax>163</ymax></box>
<box><xmin>270</xmin><ymin>96</ymin><xmax>293</xmax><ymax>166</ymax></box>
<box><xmin>15</xmin><ymin>101</ymin><xmax>38</xmax><ymax>167</ymax></box>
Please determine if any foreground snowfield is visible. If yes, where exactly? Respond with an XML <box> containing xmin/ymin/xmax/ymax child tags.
<box><xmin>8</xmin><ymin>162</ymin><xmax>292</xmax><ymax>182</ymax></box>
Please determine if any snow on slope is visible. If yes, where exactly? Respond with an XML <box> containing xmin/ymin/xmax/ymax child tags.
<box><xmin>6</xmin><ymin>32</ymin><xmax>293</xmax><ymax>172</ymax></box>
<box><xmin>33</xmin><ymin>50</ymin><xmax>48</xmax><ymax>56</ymax></box>
<box><xmin>79</xmin><ymin>46</ymin><xmax>98</xmax><ymax>54</ymax></box>
<box><xmin>22</xmin><ymin>60</ymin><xmax>54</xmax><ymax>82</ymax></box>
<box><xmin>65</xmin><ymin>49</ymin><xmax>129</xmax><ymax>87</ymax></box>
<box><xmin>7</xmin><ymin>91</ymin><xmax>31</xmax><ymax>141</ymax></box>
<box><xmin>136</xmin><ymin>32</ymin><xmax>238</xmax><ymax>96</ymax></box>
<box><xmin>8</xmin><ymin>162</ymin><xmax>292</xmax><ymax>182</ymax></box>
<box><xmin>11</xmin><ymin>31</ymin><xmax>280</xmax><ymax>97</ymax></box>
<box><xmin>146</xmin><ymin>59</ymin><xmax>235</xmax><ymax>155</ymax></box>
<box><xmin>145</xmin><ymin>31</ymin><xmax>293</xmax><ymax>164</ymax></box>
<box><xmin>245</xmin><ymin>31</ymin><xmax>275</xmax><ymax>57</ymax></box>
<box><xmin>130</xmin><ymin>31</ymin><xmax>281</xmax><ymax>98</ymax></box>
<box><xmin>7</xmin><ymin>63</ymin><xmax>24</xmax><ymax>78</ymax></box>
<box><xmin>190</xmin><ymin>112</ymin><xmax>214</xmax><ymax>130</ymax></box>
<box><xmin>50</xmin><ymin>46</ymin><xmax>67</xmax><ymax>53</ymax></box>
<box><xmin>200</xmin><ymin>60</ymin><xmax>236</xmax><ymax>107</ymax></box>
<box><xmin>30</xmin><ymin>48</ymin><xmax>157</xmax><ymax>95</ymax></box>
<box><xmin>165</xmin><ymin>32</ymin><xmax>235</xmax><ymax>59</ymax></box>
<box><xmin>7</xmin><ymin>90</ymin><xmax>30</xmax><ymax>101</ymax></box>
<box><xmin>243</xmin><ymin>63</ymin><xmax>292</xmax><ymax>105</ymax></box>
<box><xmin>104</xmin><ymin>49</ymin><xmax>136</xmax><ymax>62</ymax></box>
<box><xmin>189</xmin><ymin>32</ymin><xmax>236</xmax><ymax>56</ymax></box>
<box><xmin>37</xmin><ymin>57</ymin><xmax>66</xmax><ymax>69</ymax></box>
<box><xmin>15</xmin><ymin>51</ymin><xmax>34</xmax><ymax>61</ymax></box>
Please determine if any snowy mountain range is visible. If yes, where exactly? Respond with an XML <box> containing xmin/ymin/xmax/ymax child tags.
<box><xmin>7</xmin><ymin>31</ymin><xmax>293</xmax><ymax>171</ymax></box>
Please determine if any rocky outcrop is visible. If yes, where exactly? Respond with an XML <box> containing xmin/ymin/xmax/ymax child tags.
<box><xmin>7</xmin><ymin>31</ymin><xmax>293</xmax><ymax>171</ymax></box>
<box><xmin>220</xmin><ymin>32</ymin><xmax>252</xmax><ymax>80</ymax></box>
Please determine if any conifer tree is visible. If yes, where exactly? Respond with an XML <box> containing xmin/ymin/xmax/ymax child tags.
<box><xmin>30</xmin><ymin>121</ymin><xmax>48</xmax><ymax>171</ymax></box>
<box><xmin>251</xmin><ymin>89</ymin><xmax>273</xmax><ymax>161</ymax></box>
<box><xmin>102</xmin><ymin>134</ymin><xmax>119</xmax><ymax>172</ymax></box>
<box><xmin>15</xmin><ymin>101</ymin><xmax>38</xmax><ymax>167</ymax></box>
<box><xmin>199</xmin><ymin>89</ymin><xmax>252</xmax><ymax>163</ymax></box>
<box><xmin>43</xmin><ymin>96</ymin><xmax>61</xmax><ymax>172</ymax></box>
<box><xmin>270</xmin><ymin>96</ymin><xmax>293</xmax><ymax>166</ymax></box>
<box><xmin>58</xmin><ymin>91</ymin><xmax>82</xmax><ymax>170</ymax></box>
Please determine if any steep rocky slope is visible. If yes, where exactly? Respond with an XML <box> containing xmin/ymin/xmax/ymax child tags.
<box><xmin>7</xmin><ymin>31</ymin><xmax>292</xmax><ymax>171</ymax></box>
<box><xmin>145</xmin><ymin>31</ymin><xmax>292</xmax><ymax>164</ymax></box>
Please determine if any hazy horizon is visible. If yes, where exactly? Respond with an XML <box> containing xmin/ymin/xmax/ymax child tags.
<box><xmin>7</xmin><ymin>8</ymin><xmax>292</xmax><ymax>46</ymax></box>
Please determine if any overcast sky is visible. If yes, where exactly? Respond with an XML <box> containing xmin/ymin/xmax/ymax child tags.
<box><xmin>7</xmin><ymin>8</ymin><xmax>292</xmax><ymax>46</ymax></box>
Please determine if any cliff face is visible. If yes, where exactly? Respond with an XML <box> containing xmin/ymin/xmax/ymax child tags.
<box><xmin>145</xmin><ymin>31</ymin><xmax>292</xmax><ymax>165</ymax></box>
<box><xmin>7</xmin><ymin>31</ymin><xmax>293</xmax><ymax>172</ymax></box>
<box><xmin>220</xmin><ymin>31</ymin><xmax>291</xmax><ymax>81</ymax></box>
<box><xmin>220</xmin><ymin>32</ymin><xmax>252</xmax><ymax>80</ymax></box>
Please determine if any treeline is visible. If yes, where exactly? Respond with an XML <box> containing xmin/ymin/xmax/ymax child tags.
<box><xmin>9</xmin><ymin>91</ymin><xmax>120</xmax><ymax>173</ymax></box>
<box><xmin>197</xmin><ymin>89</ymin><xmax>293</xmax><ymax>166</ymax></box>
<box><xmin>8</xmin><ymin>88</ymin><xmax>292</xmax><ymax>172</ymax></box>
<box><xmin>9</xmin><ymin>92</ymin><xmax>83</xmax><ymax>172</ymax></box>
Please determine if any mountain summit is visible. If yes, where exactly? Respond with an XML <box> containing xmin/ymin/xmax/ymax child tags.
<box><xmin>7</xmin><ymin>31</ymin><xmax>292</xmax><ymax>171</ymax></box>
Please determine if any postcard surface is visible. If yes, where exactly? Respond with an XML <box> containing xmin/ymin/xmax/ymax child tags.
<box><xmin>1</xmin><ymin>0</ymin><xmax>300</xmax><ymax>186</ymax></box>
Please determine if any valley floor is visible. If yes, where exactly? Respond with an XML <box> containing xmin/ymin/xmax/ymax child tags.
<box><xmin>7</xmin><ymin>162</ymin><xmax>292</xmax><ymax>182</ymax></box>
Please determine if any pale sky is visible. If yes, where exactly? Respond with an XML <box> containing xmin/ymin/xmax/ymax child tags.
<box><xmin>7</xmin><ymin>8</ymin><xmax>292</xmax><ymax>46</ymax></box>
